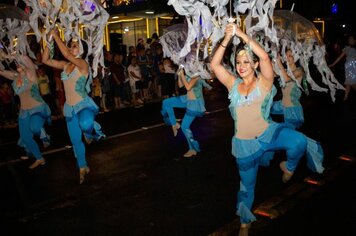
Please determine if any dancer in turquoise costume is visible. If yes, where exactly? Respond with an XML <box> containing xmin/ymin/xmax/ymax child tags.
<box><xmin>210</xmin><ymin>23</ymin><xmax>324</xmax><ymax>236</ymax></box>
<box><xmin>0</xmin><ymin>55</ymin><xmax>51</xmax><ymax>169</ymax></box>
<box><xmin>42</xmin><ymin>29</ymin><xmax>105</xmax><ymax>184</ymax></box>
<box><xmin>161</xmin><ymin>66</ymin><xmax>212</xmax><ymax>157</ymax></box>
<box><xmin>271</xmin><ymin>51</ymin><xmax>306</xmax><ymax>129</ymax></box>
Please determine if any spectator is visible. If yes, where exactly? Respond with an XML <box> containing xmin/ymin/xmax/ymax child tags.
<box><xmin>162</xmin><ymin>57</ymin><xmax>176</xmax><ymax>98</ymax></box>
<box><xmin>150</xmin><ymin>32</ymin><xmax>161</xmax><ymax>56</ymax></box>
<box><xmin>127</xmin><ymin>56</ymin><xmax>144</xmax><ymax>107</ymax></box>
<box><xmin>37</xmin><ymin>65</ymin><xmax>54</xmax><ymax>112</ymax></box>
<box><xmin>136</xmin><ymin>38</ymin><xmax>146</xmax><ymax>52</ymax></box>
<box><xmin>0</xmin><ymin>82</ymin><xmax>14</xmax><ymax>124</ymax></box>
<box><xmin>101</xmin><ymin>66</ymin><xmax>111</xmax><ymax>112</ymax></box>
<box><xmin>104</xmin><ymin>50</ymin><xmax>114</xmax><ymax>109</ymax></box>
<box><xmin>137</xmin><ymin>48</ymin><xmax>152</xmax><ymax>100</ymax></box>
<box><xmin>92</xmin><ymin>73</ymin><xmax>102</xmax><ymax>109</ymax></box>
<box><xmin>153</xmin><ymin>45</ymin><xmax>164</xmax><ymax>97</ymax></box>
<box><xmin>110</xmin><ymin>52</ymin><xmax>128</xmax><ymax>109</ymax></box>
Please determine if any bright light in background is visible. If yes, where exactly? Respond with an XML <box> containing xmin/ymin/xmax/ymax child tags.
<box><xmin>145</xmin><ymin>11</ymin><xmax>154</xmax><ymax>14</ymax></box>
<box><xmin>331</xmin><ymin>3</ymin><xmax>338</xmax><ymax>14</ymax></box>
<box><xmin>342</xmin><ymin>24</ymin><xmax>346</xmax><ymax>28</ymax></box>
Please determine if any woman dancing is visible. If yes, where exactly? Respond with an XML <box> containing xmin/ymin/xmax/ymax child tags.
<box><xmin>271</xmin><ymin>51</ymin><xmax>306</xmax><ymax>129</ymax></box>
<box><xmin>210</xmin><ymin>23</ymin><xmax>324</xmax><ymax>236</ymax></box>
<box><xmin>0</xmin><ymin>55</ymin><xmax>51</xmax><ymax>169</ymax></box>
<box><xmin>42</xmin><ymin>30</ymin><xmax>105</xmax><ymax>184</ymax></box>
<box><xmin>161</xmin><ymin>64</ymin><xmax>212</xmax><ymax>157</ymax></box>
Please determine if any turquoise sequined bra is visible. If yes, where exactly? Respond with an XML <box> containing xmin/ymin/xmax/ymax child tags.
<box><xmin>289</xmin><ymin>82</ymin><xmax>302</xmax><ymax>106</ymax></box>
<box><xmin>12</xmin><ymin>76</ymin><xmax>29</xmax><ymax>95</ymax></box>
<box><xmin>228</xmin><ymin>78</ymin><xmax>276</xmax><ymax>121</ymax></box>
<box><xmin>61</xmin><ymin>66</ymin><xmax>89</xmax><ymax>98</ymax></box>
<box><xmin>30</xmin><ymin>83</ymin><xmax>45</xmax><ymax>103</ymax></box>
<box><xmin>186</xmin><ymin>76</ymin><xmax>208</xmax><ymax>99</ymax></box>
<box><xmin>228</xmin><ymin>79</ymin><xmax>262</xmax><ymax>107</ymax></box>
<box><xmin>12</xmin><ymin>76</ymin><xmax>44</xmax><ymax>103</ymax></box>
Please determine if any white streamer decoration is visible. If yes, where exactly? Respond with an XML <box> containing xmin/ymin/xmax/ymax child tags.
<box><xmin>0</xmin><ymin>4</ymin><xmax>34</xmax><ymax>70</ymax></box>
<box><xmin>160</xmin><ymin>22</ymin><xmax>211</xmax><ymax>79</ymax></box>
<box><xmin>164</xmin><ymin>1</ymin><xmax>343</xmax><ymax>101</ymax></box>
<box><xmin>24</xmin><ymin>0</ymin><xmax>109</xmax><ymax>77</ymax></box>
<box><xmin>163</xmin><ymin>0</ymin><xmax>278</xmax><ymax>79</ymax></box>
<box><xmin>272</xmin><ymin>10</ymin><xmax>344</xmax><ymax>102</ymax></box>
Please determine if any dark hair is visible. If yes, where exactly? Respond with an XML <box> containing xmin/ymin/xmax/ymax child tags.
<box><xmin>152</xmin><ymin>33</ymin><xmax>159</xmax><ymax>40</ymax></box>
<box><xmin>128</xmin><ymin>55</ymin><xmax>136</xmax><ymax>64</ymax></box>
<box><xmin>113</xmin><ymin>52</ymin><xmax>124</xmax><ymax>57</ymax></box>
<box><xmin>347</xmin><ymin>34</ymin><xmax>355</xmax><ymax>49</ymax></box>
<box><xmin>38</xmin><ymin>65</ymin><xmax>46</xmax><ymax>71</ymax></box>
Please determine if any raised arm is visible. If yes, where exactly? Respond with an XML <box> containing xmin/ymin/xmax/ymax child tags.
<box><xmin>275</xmin><ymin>55</ymin><xmax>291</xmax><ymax>82</ymax></box>
<box><xmin>0</xmin><ymin>69</ymin><xmax>17</xmax><ymax>81</ymax></box>
<box><xmin>17</xmin><ymin>55</ymin><xmax>37</xmax><ymax>81</ymax></box>
<box><xmin>329</xmin><ymin>50</ymin><xmax>346</xmax><ymax>67</ymax></box>
<box><xmin>50</xmin><ymin>30</ymin><xmax>88</xmax><ymax>73</ymax></box>
<box><xmin>201</xmin><ymin>79</ymin><xmax>212</xmax><ymax>90</ymax></box>
<box><xmin>178</xmin><ymin>70</ymin><xmax>199</xmax><ymax>91</ymax></box>
<box><xmin>42</xmin><ymin>43</ymin><xmax>67</xmax><ymax>70</ymax></box>
<box><xmin>210</xmin><ymin>24</ymin><xmax>236</xmax><ymax>90</ymax></box>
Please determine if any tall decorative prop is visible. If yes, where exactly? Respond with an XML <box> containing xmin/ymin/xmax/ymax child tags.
<box><xmin>0</xmin><ymin>4</ymin><xmax>34</xmax><ymax>70</ymax></box>
<box><xmin>24</xmin><ymin>0</ymin><xmax>109</xmax><ymax>77</ymax></box>
<box><xmin>164</xmin><ymin>0</ymin><xmax>343</xmax><ymax>101</ymax></box>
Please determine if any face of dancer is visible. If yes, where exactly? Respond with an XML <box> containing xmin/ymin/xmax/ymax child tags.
<box><xmin>348</xmin><ymin>36</ymin><xmax>355</xmax><ymax>46</ymax></box>
<box><xmin>69</xmin><ymin>41</ymin><xmax>80</xmax><ymax>57</ymax></box>
<box><xmin>286</xmin><ymin>50</ymin><xmax>295</xmax><ymax>65</ymax></box>
<box><xmin>235</xmin><ymin>50</ymin><xmax>257</xmax><ymax>79</ymax></box>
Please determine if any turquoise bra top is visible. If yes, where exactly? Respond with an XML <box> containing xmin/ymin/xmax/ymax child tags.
<box><xmin>12</xmin><ymin>76</ymin><xmax>29</xmax><ymax>95</ymax></box>
<box><xmin>228</xmin><ymin>78</ymin><xmax>276</xmax><ymax>121</ymax></box>
<box><xmin>186</xmin><ymin>76</ymin><xmax>209</xmax><ymax>99</ymax></box>
<box><xmin>31</xmin><ymin>83</ymin><xmax>45</xmax><ymax>103</ymax></box>
<box><xmin>61</xmin><ymin>66</ymin><xmax>89</xmax><ymax>98</ymax></box>
<box><xmin>290</xmin><ymin>83</ymin><xmax>302</xmax><ymax>106</ymax></box>
<box><xmin>12</xmin><ymin>76</ymin><xmax>44</xmax><ymax>103</ymax></box>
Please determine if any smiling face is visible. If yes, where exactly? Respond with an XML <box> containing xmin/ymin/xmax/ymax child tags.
<box><xmin>235</xmin><ymin>50</ymin><xmax>257</xmax><ymax>79</ymax></box>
